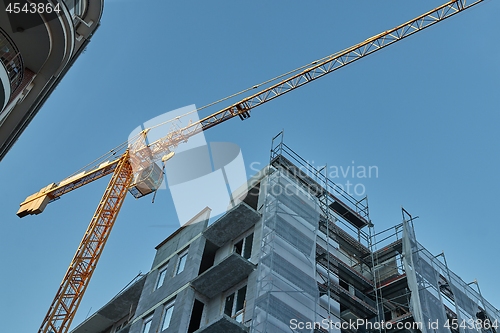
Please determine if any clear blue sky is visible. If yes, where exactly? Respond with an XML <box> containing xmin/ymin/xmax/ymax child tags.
<box><xmin>0</xmin><ymin>0</ymin><xmax>499</xmax><ymax>331</ymax></box>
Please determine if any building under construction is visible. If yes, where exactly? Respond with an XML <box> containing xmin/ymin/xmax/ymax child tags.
<box><xmin>68</xmin><ymin>135</ymin><xmax>500</xmax><ymax>333</ymax></box>
<box><xmin>12</xmin><ymin>2</ymin><xmax>492</xmax><ymax>332</ymax></box>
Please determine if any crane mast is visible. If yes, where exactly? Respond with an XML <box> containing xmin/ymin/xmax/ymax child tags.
<box><xmin>37</xmin><ymin>153</ymin><xmax>133</xmax><ymax>333</ymax></box>
<box><xmin>16</xmin><ymin>1</ymin><xmax>485</xmax><ymax>332</ymax></box>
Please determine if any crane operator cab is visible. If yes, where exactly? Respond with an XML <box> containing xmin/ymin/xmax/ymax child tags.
<box><xmin>128</xmin><ymin>151</ymin><xmax>175</xmax><ymax>199</ymax></box>
<box><xmin>128</xmin><ymin>162</ymin><xmax>164</xmax><ymax>198</ymax></box>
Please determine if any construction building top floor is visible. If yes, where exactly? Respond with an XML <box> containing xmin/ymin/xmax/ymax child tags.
<box><xmin>69</xmin><ymin>137</ymin><xmax>500</xmax><ymax>333</ymax></box>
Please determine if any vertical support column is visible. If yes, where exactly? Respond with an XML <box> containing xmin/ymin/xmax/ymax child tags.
<box><xmin>38</xmin><ymin>152</ymin><xmax>133</xmax><ymax>333</ymax></box>
<box><xmin>316</xmin><ymin>164</ymin><xmax>342</xmax><ymax>330</ymax></box>
<box><xmin>366</xmin><ymin>199</ymin><xmax>383</xmax><ymax>327</ymax></box>
<box><xmin>402</xmin><ymin>210</ymin><xmax>448</xmax><ymax>333</ymax></box>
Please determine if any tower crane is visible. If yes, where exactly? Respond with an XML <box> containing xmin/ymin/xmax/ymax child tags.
<box><xmin>17</xmin><ymin>1</ymin><xmax>485</xmax><ymax>332</ymax></box>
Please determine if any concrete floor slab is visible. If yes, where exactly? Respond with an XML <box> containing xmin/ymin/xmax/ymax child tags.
<box><xmin>195</xmin><ymin>314</ymin><xmax>248</xmax><ymax>333</ymax></box>
<box><xmin>203</xmin><ymin>202</ymin><xmax>260</xmax><ymax>248</ymax></box>
<box><xmin>191</xmin><ymin>253</ymin><xmax>255</xmax><ymax>298</ymax></box>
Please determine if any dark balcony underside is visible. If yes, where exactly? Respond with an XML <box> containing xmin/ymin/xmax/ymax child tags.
<box><xmin>195</xmin><ymin>315</ymin><xmax>248</xmax><ymax>333</ymax></box>
<box><xmin>191</xmin><ymin>253</ymin><xmax>255</xmax><ymax>298</ymax></box>
<box><xmin>203</xmin><ymin>202</ymin><xmax>260</xmax><ymax>248</ymax></box>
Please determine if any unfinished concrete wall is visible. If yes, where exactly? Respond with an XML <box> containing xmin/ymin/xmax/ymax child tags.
<box><xmin>203</xmin><ymin>291</ymin><xmax>224</xmax><ymax>325</ymax></box>
<box><xmin>239</xmin><ymin>218</ymin><xmax>262</xmax><ymax>325</ymax></box>
<box><xmin>188</xmin><ymin>194</ymin><xmax>263</xmax><ymax>331</ymax></box>
<box><xmin>200</xmin><ymin>219</ymin><xmax>262</xmax><ymax>328</ymax></box>
<box><xmin>152</xmin><ymin>217</ymin><xmax>208</xmax><ymax>269</ymax></box>
<box><xmin>128</xmin><ymin>287</ymin><xmax>195</xmax><ymax>333</ymax></box>
<box><xmin>129</xmin><ymin>213</ymin><xmax>209</xmax><ymax>333</ymax></box>
<box><xmin>212</xmin><ymin>240</ymin><xmax>232</xmax><ymax>266</ymax></box>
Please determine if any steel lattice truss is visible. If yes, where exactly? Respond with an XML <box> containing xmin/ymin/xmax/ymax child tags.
<box><xmin>19</xmin><ymin>0</ymin><xmax>483</xmax><ymax>211</ymax></box>
<box><xmin>145</xmin><ymin>0</ymin><xmax>483</xmax><ymax>160</ymax></box>
<box><xmin>38</xmin><ymin>153</ymin><xmax>133</xmax><ymax>333</ymax></box>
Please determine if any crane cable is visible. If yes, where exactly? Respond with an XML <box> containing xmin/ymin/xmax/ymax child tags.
<box><xmin>147</xmin><ymin>48</ymin><xmax>346</xmax><ymax>132</ymax></box>
<box><xmin>62</xmin><ymin>48</ymin><xmax>348</xmax><ymax>181</ymax></box>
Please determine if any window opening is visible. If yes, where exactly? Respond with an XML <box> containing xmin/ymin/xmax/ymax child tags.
<box><xmin>176</xmin><ymin>249</ymin><xmax>188</xmax><ymax>275</ymax></box>
<box><xmin>199</xmin><ymin>241</ymin><xmax>217</xmax><ymax>275</ymax></box>
<box><xmin>233</xmin><ymin>233</ymin><xmax>253</xmax><ymax>259</ymax></box>
<box><xmin>224</xmin><ymin>285</ymin><xmax>247</xmax><ymax>322</ymax></box>
<box><xmin>142</xmin><ymin>315</ymin><xmax>153</xmax><ymax>333</ymax></box>
<box><xmin>187</xmin><ymin>299</ymin><xmax>204</xmax><ymax>333</ymax></box>
<box><xmin>161</xmin><ymin>301</ymin><xmax>175</xmax><ymax>330</ymax></box>
<box><xmin>156</xmin><ymin>264</ymin><xmax>168</xmax><ymax>290</ymax></box>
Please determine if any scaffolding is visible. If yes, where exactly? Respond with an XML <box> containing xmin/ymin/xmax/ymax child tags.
<box><xmin>251</xmin><ymin>136</ymin><xmax>320</xmax><ymax>333</ymax></box>
<box><xmin>366</xmin><ymin>208</ymin><xmax>500</xmax><ymax>333</ymax></box>
<box><xmin>250</xmin><ymin>133</ymin><xmax>500</xmax><ymax>333</ymax></box>
<box><xmin>251</xmin><ymin>132</ymin><xmax>379</xmax><ymax>333</ymax></box>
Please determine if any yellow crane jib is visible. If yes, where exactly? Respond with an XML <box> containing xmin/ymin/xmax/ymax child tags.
<box><xmin>17</xmin><ymin>159</ymin><xmax>119</xmax><ymax>217</ymax></box>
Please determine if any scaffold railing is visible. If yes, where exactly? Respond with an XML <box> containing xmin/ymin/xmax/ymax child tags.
<box><xmin>270</xmin><ymin>132</ymin><xmax>371</xmax><ymax>243</ymax></box>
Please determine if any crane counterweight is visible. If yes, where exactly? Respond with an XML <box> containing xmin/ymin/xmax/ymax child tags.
<box><xmin>16</xmin><ymin>183</ymin><xmax>55</xmax><ymax>217</ymax></box>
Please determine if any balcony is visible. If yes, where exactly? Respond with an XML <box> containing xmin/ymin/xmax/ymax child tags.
<box><xmin>191</xmin><ymin>253</ymin><xmax>255</xmax><ymax>298</ymax></box>
<box><xmin>195</xmin><ymin>314</ymin><xmax>248</xmax><ymax>333</ymax></box>
<box><xmin>203</xmin><ymin>202</ymin><xmax>260</xmax><ymax>247</ymax></box>
<box><xmin>0</xmin><ymin>27</ymin><xmax>23</xmax><ymax>109</ymax></box>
